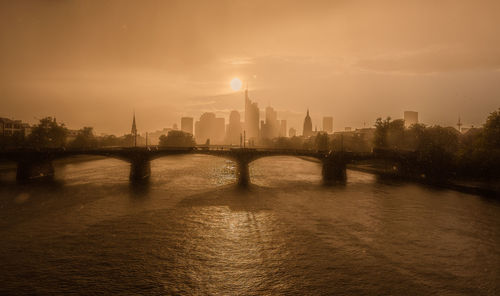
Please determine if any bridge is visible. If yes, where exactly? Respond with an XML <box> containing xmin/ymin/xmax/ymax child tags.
<box><xmin>0</xmin><ymin>147</ymin><xmax>400</xmax><ymax>185</ymax></box>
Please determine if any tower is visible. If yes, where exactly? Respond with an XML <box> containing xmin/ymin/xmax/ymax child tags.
<box><xmin>244</xmin><ymin>85</ymin><xmax>260</xmax><ymax>141</ymax></box>
<box><xmin>404</xmin><ymin>111</ymin><xmax>418</xmax><ymax>128</ymax></box>
<box><xmin>131</xmin><ymin>112</ymin><xmax>137</xmax><ymax>147</ymax></box>
<box><xmin>303</xmin><ymin>109</ymin><xmax>313</xmax><ymax>137</ymax></box>
<box><xmin>457</xmin><ymin>116</ymin><xmax>462</xmax><ymax>132</ymax></box>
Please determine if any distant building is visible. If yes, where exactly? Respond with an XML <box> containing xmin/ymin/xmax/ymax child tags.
<box><xmin>181</xmin><ymin>117</ymin><xmax>194</xmax><ymax>134</ymax></box>
<box><xmin>345</xmin><ymin>127</ymin><xmax>352</xmax><ymax>131</ymax></box>
<box><xmin>332</xmin><ymin>128</ymin><xmax>375</xmax><ymax>153</ymax></box>
<box><xmin>404</xmin><ymin>111</ymin><xmax>418</xmax><ymax>128</ymax></box>
<box><xmin>226</xmin><ymin>110</ymin><xmax>242</xmax><ymax>145</ymax></box>
<box><xmin>0</xmin><ymin>117</ymin><xmax>31</xmax><ymax>137</ymax></box>
<box><xmin>244</xmin><ymin>88</ymin><xmax>260</xmax><ymax>141</ymax></box>
<box><xmin>195</xmin><ymin>112</ymin><xmax>225</xmax><ymax>145</ymax></box>
<box><xmin>147</xmin><ymin>128</ymin><xmax>172</xmax><ymax>145</ymax></box>
<box><xmin>322</xmin><ymin>117</ymin><xmax>333</xmax><ymax>133</ymax></box>
<box><xmin>261</xmin><ymin>105</ymin><xmax>280</xmax><ymax>140</ymax></box>
<box><xmin>279</xmin><ymin>120</ymin><xmax>287</xmax><ymax>137</ymax></box>
<box><xmin>289</xmin><ymin>127</ymin><xmax>297</xmax><ymax>137</ymax></box>
<box><xmin>302</xmin><ymin>109</ymin><xmax>313</xmax><ymax>137</ymax></box>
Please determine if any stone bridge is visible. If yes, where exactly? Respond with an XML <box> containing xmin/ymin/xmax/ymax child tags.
<box><xmin>0</xmin><ymin>147</ymin><xmax>384</xmax><ymax>185</ymax></box>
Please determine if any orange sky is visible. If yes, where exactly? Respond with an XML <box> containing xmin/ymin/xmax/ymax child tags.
<box><xmin>1</xmin><ymin>0</ymin><xmax>499</xmax><ymax>134</ymax></box>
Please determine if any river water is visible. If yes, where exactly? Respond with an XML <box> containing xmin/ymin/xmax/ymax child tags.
<box><xmin>0</xmin><ymin>155</ymin><xmax>499</xmax><ymax>295</ymax></box>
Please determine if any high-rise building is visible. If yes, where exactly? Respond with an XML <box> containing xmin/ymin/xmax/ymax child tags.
<box><xmin>195</xmin><ymin>112</ymin><xmax>225</xmax><ymax>145</ymax></box>
<box><xmin>181</xmin><ymin>117</ymin><xmax>194</xmax><ymax>134</ymax></box>
<box><xmin>322</xmin><ymin>116</ymin><xmax>333</xmax><ymax>133</ymax></box>
<box><xmin>404</xmin><ymin>111</ymin><xmax>418</xmax><ymax>128</ymax></box>
<box><xmin>215</xmin><ymin>117</ymin><xmax>225</xmax><ymax>143</ymax></box>
<box><xmin>226</xmin><ymin>110</ymin><xmax>242</xmax><ymax>145</ymax></box>
<box><xmin>279</xmin><ymin>120</ymin><xmax>287</xmax><ymax>137</ymax></box>
<box><xmin>303</xmin><ymin>109</ymin><xmax>313</xmax><ymax>137</ymax></box>
<box><xmin>244</xmin><ymin>88</ymin><xmax>260</xmax><ymax>141</ymax></box>
<box><xmin>261</xmin><ymin>105</ymin><xmax>280</xmax><ymax>139</ymax></box>
<box><xmin>289</xmin><ymin>127</ymin><xmax>296</xmax><ymax>137</ymax></box>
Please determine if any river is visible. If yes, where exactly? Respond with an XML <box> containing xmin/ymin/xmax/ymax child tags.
<box><xmin>0</xmin><ymin>155</ymin><xmax>499</xmax><ymax>295</ymax></box>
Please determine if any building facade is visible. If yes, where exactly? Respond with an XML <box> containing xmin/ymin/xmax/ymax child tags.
<box><xmin>322</xmin><ymin>116</ymin><xmax>333</xmax><ymax>133</ymax></box>
<box><xmin>244</xmin><ymin>88</ymin><xmax>260</xmax><ymax>141</ymax></box>
<box><xmin>181</xmin><ymin>117</ymin><xmax>194</xmax><ymax>134</ymax></box>
<box><xmin>404</xmin><ymin>111</ymin><xmax>418</xmax><ymax>128</ymax></box>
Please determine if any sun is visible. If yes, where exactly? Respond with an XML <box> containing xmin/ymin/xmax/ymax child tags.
<box><xmin>230</xmin><ymin>77</ymin><xmax>242</xmax><ymax>91</ymax></box>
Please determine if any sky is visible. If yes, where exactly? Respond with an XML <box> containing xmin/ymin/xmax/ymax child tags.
<box><xmin>1</xmin><ymin>0</ymin><xmax>499</xmax><ymax>135</ymax></box>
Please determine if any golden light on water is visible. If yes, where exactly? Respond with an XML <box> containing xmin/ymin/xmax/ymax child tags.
<box><xmin>230</xmin><ymin>77</ymin><xmax>242</xmax><ymax>91</ymax></box>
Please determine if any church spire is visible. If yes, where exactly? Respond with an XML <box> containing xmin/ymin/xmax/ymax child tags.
<box><xmin>131</xmin><ymin>111</ymin><xmax>137</xmax><ymax>147</ymax></box>
<box><xmin>131</xmin><ymin>111</ymin><xmax>137</xmax><ymax>135</ymax></box>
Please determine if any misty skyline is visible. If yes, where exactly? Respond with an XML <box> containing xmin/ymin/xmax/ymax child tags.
<box><xmin>1</xmin><ymin>0</ymin><xmax>500</xmax><ymax>134</ymax></box>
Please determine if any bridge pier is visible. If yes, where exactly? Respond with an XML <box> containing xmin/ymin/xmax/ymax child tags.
<box><xmin>129</xmin><ymin>158</ymin><xmax>151</xmax><ymax>181</ymax></box>
<box><xmin>16</xmin><ymin>159</ymin><xmax>55</xmax><ymax>181</ymax></box>
<box><xmin>236</xmin><ymin>159</ymin><xmax>250</xmax><ymax>186</ymax></box>
<box><xmin>322</xmin><ymin>156</ymin><xmax>347</xmax><ymax>185</ymax></box>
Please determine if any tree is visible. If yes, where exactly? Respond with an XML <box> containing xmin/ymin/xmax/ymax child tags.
<box><xmin>483</xmin><ymin>108</ymin><xmax>500</xmax><ymax>149</ymax></box>
<box><xmin>374</xmin><ymin>117</ymin><xmax>391</xmax><ymax>148</ymax></box>
<box><xmin>70</xmin><ymin>127</ymin><xmax>97</xmax><ymax>149</ymax></box>
<box><xmin>27</xmin><ymin>117</ymin><xmax>67</xmax><ymax>148</ymax></box>
<box><xmin>314</xmin><ymin>132</ymin><xmax>330</xmax><ymax>150</ymax></box>
<box><xmin>386</xmin><ymin>119</ymin><xmax>405</xmax><ymax>148</ymax></box>
<box><xmin>159</xmin><ymin>130</ymin><xmax>195</xmax><ymax>147</ymax></box>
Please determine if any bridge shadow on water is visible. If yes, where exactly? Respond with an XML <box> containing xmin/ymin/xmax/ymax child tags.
<box><xmin>128</xmin><ymin>180</ymin><xmax>151</xmax><ymax>199</ymax></box>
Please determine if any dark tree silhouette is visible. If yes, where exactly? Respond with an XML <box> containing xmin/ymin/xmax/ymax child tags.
<box><xmin>69</xmin><ymin>127</ymin><xmax>97</xmax><ymax>149</ymax></box>
<box><xmin>159</xmin><ymin>130</ymin><xmax>195</xmax><ymax>147</ymax></box>
<box><xmin>27</xmin><ymin>117</ymin><xmax>67</xmax><ymax>148</ymax></box>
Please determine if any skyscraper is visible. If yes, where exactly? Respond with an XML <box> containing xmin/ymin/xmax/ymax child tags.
<box><xmin>226</xmin><ymin>110</ymin><xmax>242</xmax><ymax>145</ymax></box>
<box><xmin>279</xmin><ymin>120</ymin><xmax>287</xmax><ymax>137</ymax></box>
<box><xmin>261</xmin><ymin>105</ymin><xmax>279</xmax><ymax>139</ymax></box>
<box><xmin>181</xmin><ymin>117</ymin><xmax>194</xmax><ymax>134</ymax></box>
<box><xmin>244</xmin><ymin>87</ymin><xmax>260</xmax><ymax>141</ymax></box>
<box><xmin>322</xmin><ymin>116</ymin><xmax>333</xmax><ymax>133</ymax></box>
<box><xmin>195</xmin><ymin>112</ymin><xmax>225</xmax><ymax>145</ymax></box>
<box><xmin>303</xmin><ymin>109</ymin><xmax>313</xmax><ymax>137</ymax></box>
<box><xmin>404</xmin><ymin>111</ymin><xmax>418</xmax><ymax>128</ymax></box>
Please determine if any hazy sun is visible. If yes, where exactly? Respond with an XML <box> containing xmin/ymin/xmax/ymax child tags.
<box><xmin>230</xmin><ymin>77</ymin><xmax>242</xmax><ymax>91</ymax></box>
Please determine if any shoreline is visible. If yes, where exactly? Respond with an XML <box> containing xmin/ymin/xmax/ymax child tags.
<box><xmin>348</xmin><ymin>164</ymin><xmax>499</xmax><ymax>197</ymax></box>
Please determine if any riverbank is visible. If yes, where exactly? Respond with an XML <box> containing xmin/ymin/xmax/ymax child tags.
<box><xmin>349</xmin><ymin>161</ymin><xmax>500</xmax><ymax>197</ymax></box>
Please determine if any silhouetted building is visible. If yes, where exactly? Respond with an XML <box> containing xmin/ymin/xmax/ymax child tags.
<box><xmin>181</xmin><ymin>117</ymin><xmax>194</xmax><ymax>134</ymax></box>
<box><xmin>195</xmin><ymin>112</ymin><xmax>225</xmax><ymax>145</ymax></box>
<box><xmin>303</xmin><ymin>109</ymin><xmax>313</xmax><ymax>137</ymax></box>
<box><xmin>0</xmin><ymin>117</ymin><xmax>31</xmax><ymax>137</ymax></box>
<box><xmin>261</xmin><ymin>105</ymin><xmax>279</xmax><ymax>139</ymax></box>
<box><xmin>279</xmin><ymin>120</ymin><xmax>287</xmax><ymax>137</ymax></box>
<box><xmin>404</xmin><ymin>111</ymin><xmax>418</xmax><ymax>128</ymax></box>
<box><xmin>289</xmin><ymin>127</ymin><xmax>296</xmax><ymax>137</ymax></box>
<box><xmin>226</xmin><ymin>110</ymin><xmax>242</xmax><ymax>145</ymax></box>
<box><xmin>244</xmin><ymin>87</ymin><xmax>260</xmax><ymax>141</ymax></box>
<box><xmin>322</xmin><ymin>116</ymin><xmax>333</xmax><ymax>133</ymax></box>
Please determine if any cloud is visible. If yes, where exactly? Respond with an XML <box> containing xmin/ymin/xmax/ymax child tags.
<box><xmin>355</xmin><ymin>46</ymin><xmax>500</xmax><ymax>74</ymax></box>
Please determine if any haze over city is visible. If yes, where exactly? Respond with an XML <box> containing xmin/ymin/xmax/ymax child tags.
<box><xmin>1</xmin><ymin>0</ymin><xmax>500</xmax><ymax>134</ymax></box>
